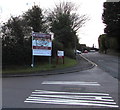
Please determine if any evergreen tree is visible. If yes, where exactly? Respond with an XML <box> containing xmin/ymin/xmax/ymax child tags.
<box><xmin>102</xmin><ymin>2</ymin><xmax>120</xmax><ymax>38</ymax></box>
<box><xmin>23</xmin><ymin>5</ymin><xmax>47</xmax><ymax>32</ymax></box>
<box><xmin>2</xmin><ymin>17</ymin><xmax>25</xmax><ymax>65</ymax></box>
<box><xmin>102</xmin><ymin>2</ymin><xmax>120</xmax><ymax>51</ymax></box>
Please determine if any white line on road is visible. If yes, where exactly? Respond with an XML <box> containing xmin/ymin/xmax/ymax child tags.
<box><xmin>24</xmin><ymin>89</ymin><xmax>119</xmax><ymax>108</ymax></box>
<box><xmin>29</xmin><ymin>95</ymin><xmax>114</xmax><ymax>101</ymax></box>
<box><xmin>42</xmin><ymin>81</ymin><xmax>100</xmax><ymax>86</ymax></box>
<box><xmin>24</xmin><ymin>100</ymin><xmax>119</xmax><ymax>108</ymax></box>
<box><xmin>31</xmin><ymin>94</ymin><xmax>112</xmax><ymax>99</ymax></box>
<box><xmin>34</xmin><ymin>90</ymin><xmax>109</xmax><ymax>96</ymax></box>
<box><xmin>26</xmin><ymin>97</ymin><xmax>116</xmax><ymax>104</ymax></box>
<box><xmin>29</xmin><ymin>96</ymin><xmax>114</xmax><ymax>102</ymax></box>
<box><xmin>80</xmin><ymin>54</ymin><xmax>98</xmax><ymax>67</ymax></box>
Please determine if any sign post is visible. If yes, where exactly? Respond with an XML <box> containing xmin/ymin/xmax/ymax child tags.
<box><xmin>31</xmin><ymin>31</ymin><xmax>34</xmax><ymax>67</ymax></box>
<box><xmin>57</xmin><ymin>50</ymin><xmax>64</xmax><ymax>64</ymax></box>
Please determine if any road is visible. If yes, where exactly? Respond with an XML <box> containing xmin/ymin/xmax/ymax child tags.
<box><xmin>2</xmin><ymin>52</ymin><xmax>120</xmax><ymax>110</ymax></box>
<box><xmin>81</xmin><ymin>52</ymin><xmax>119</xmax><ymax>80</ymax></box>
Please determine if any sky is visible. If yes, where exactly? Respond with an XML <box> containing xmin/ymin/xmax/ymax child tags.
<box><xmin>0</xmin><ymin>0</ymin><xmax>106</xmax><ymax>48</ymax></box>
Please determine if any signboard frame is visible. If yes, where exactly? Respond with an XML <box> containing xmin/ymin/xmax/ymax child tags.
<box><xmin>31</xmin><ymin>32</ymin><xmax>52</xmax><ymax>67</ymax></box>
<box><xmin>57</xmin><ymin>50</ymin><xmax>64</xmax><ymax>64</ymax></box>
<box><xmin>32</xmin><ymin>32</ymin><xmax>52</xmax><ymax>56</ymax></box>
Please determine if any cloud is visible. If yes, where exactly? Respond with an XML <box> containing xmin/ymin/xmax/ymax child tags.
<box><xmin>106</xmin><ymin>0</ymin><xmax>120</xmax><ymax>2</ymax></box>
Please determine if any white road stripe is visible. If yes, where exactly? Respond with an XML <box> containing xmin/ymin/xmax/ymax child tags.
<box><xmin>24</xmin><ymin>90</ymin><xmax>119</xmax><ymax>108</ymax></box>
<box><xmin>24</xmin><ymin>100</ymin><xmax>119</xmax><ymax>108</ymax></box>
<box><xmin>29</xmin><ymin>96</ymin><xmax>114</xmax><ymax>101</ymax></box>
<box><xmin>42</xmin><ymin>81</ymin><xmax>100</xmax><ymax>86</ymax></box>
<box><xmin>42</xmin><ymin>81</ymin><xmax>99</xmax><ymax>84</ymax></box>
<box><xmin>27</xmin><ymin>97</ymin><xmax>116</xmax><ymax>104</ymax></box>
<box><xmin>34</xmin><ymin>90</ymin><xmax>109</xmax><ymax>96</ymax></box>
<box><xmin>80</xmin><ymin>54</ymin><xmax>98</xmax><ymax>66</ymax></box>
<box><xmin>31</xmin><ymin>94</ymin><xmax>112</xmax><ymax>99</ymax></box>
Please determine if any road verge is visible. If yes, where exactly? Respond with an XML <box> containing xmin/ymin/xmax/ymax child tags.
<box><xmin>2</xmin><ymin>55</ymin><xmax>95</xmax><ymax>78</ymax></box>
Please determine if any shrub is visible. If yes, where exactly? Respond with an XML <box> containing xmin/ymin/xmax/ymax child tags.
<box><xmin>52</xmin><ymin>39</ymin><xmax>64</xmax><ymax>57</ymax></box>
<box><xmin>64</xmin><ymin>49</ymin><xmax>75</xmax><ymax>59</ymax></box>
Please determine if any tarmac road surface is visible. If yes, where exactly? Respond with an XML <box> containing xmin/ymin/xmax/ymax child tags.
<box><xmin>2</xmin><ymin>52</ymin><xmax>120</xmax><ymax>110</ymax></box>
<box><xmin>81</xmin><ymin>52</ymin><xmax>119</xmax><ymax>80</ymax></box>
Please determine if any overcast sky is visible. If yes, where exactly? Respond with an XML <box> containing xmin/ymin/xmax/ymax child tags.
<box><xmin>0</xmin><ymin>0</ymin><xmax>106</xmax><ymax>48</ymax></box>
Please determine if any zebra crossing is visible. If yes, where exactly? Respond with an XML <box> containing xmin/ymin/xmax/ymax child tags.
<box><xmin>24</xmin><ymin>81</ymin><xmax>119</xmax><ymax>108</ymax></box>
<box><xmin>24</xmin><ymin>89</ymin><xmax>119</xmax><ymax>108</ymax></box>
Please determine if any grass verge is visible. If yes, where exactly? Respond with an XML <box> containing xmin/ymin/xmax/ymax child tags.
<box><xmin>2</xmin><ymin>57</ymin><xmax>77</xmax><ymax>74</ymax></box>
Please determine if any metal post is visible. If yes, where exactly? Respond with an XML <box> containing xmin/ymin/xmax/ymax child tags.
<box><xmin>31</xmin><ymin>55</ymin><xmax>34</xmax><ymax>67</ymax></box>
<box><xmin>74</xmin><ymin>36</ymin><xmax>77</xmax><ymax>61</ymax></box>
<box><xmin>31</xmin><ymin>31</ymin><xmax>34</xmax><ymax>67</ymax></box>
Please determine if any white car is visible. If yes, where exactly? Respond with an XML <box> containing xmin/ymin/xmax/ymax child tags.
<box><xmin>90</xmin><ymin>50</ymin><xmax>96</xmax><ymax>52</ymax></box>
<box><xmin>75</xmin><ymin>50</ymin><xmax>82</xmax><ymax>54</ymax></box>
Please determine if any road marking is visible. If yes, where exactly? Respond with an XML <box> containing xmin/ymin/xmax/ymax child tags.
<box><xmin>29</xmin><ymin>96</ymin><xmax>114</xmax><ymax>101</ymax></box>
<box><xmin>24</xmin><ymin>90</ymin><xmax>119</xmax><ymax>108</ymax></box>
<box><xmin>25</xmin><ymin>97</ymin><xmax>116</xmax><ymax>104</ymax></box>
<box><xmin>80</xmin><ymin>54</ymin><xmax>98</xmax><ymax>67</ymax></box>
<box><xmin>42</xmin><ymin>81</ymin><xmax>100</xmax><ymax>86</ymax></box>
<box><xmin>33</xmin><ymin>90</ymin><xmax>109</xmax><ymax>95</ymax></box>
<box><xmin>30</xmin><ymin>95</ymin><xmax>113</xmax><ymax>101</ymax></box>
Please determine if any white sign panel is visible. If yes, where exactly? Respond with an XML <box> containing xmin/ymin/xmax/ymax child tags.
<box><xmin>32</xmin><ymin>32</ymin><xmax>52</xmax><ymax>56</ymax></box>
<box><xmin>57</xmin><ymin>51</ymin><xmax>64</xmax><ymax>57</ymax></box>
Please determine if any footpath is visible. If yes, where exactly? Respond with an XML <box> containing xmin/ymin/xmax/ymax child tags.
<box><xmin>2</xmin><ymin>55</ymin><xmax>94</xmax><ymax>78</ymax></box>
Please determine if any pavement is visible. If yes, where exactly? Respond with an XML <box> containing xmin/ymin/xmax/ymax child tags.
<box><xmin>2</xmin><ymin>55</ymin><xmax>94</xmax><ymax>78</ymax></box>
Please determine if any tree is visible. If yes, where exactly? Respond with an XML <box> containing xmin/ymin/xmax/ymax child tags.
<box><xmin>48</xmin><ymin>2</ymin><xmax>87</xmax><ymax>49</ymax></box>
<box><xmin>2</xmin><ymin>5</ymin><xmax>49</xmax><ymax>66</ymax></box>
<box><xmin>102</xmin><ymin>2</ymin><xmax>120</xmax><ymax>51</ymax></box>
<box><xmin>2</xmin><ymin>16</ymin><xmax>32</xmax><ymax>66</ymax></box>
<box><xmin>98</xmin><ymin>34</ymin><xmax>109</xmax><ymax>53</ymax></box>
<box><xmin>23</xmin><ymin>5</ymin><xmax>47</xmax><ymax>32</ymax></box>
<box><xmin>102</xmin><ymin>2</ymin><xmax>120</xmax><ymax>37</ymax></box>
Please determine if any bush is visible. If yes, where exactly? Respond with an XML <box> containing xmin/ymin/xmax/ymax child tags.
<box><xmin>52</xmin><ymin>39</ymin><xmax>64</xmax><ymax>57</ymax></box>
<box><xmin>64</xmin><ymin>49</ymin><xmax>75</xmax><ymax>59</ymax></box>
<box><xmin>109</xmin><ymin>37</ymin><xmax>119</xmax><ymax>50</ymax></box>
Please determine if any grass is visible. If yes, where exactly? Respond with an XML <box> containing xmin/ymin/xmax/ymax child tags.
<box><xmin>2</xmin><ymin>57</ymin><xmax>77</xmax><ymax>74</ymax></box>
